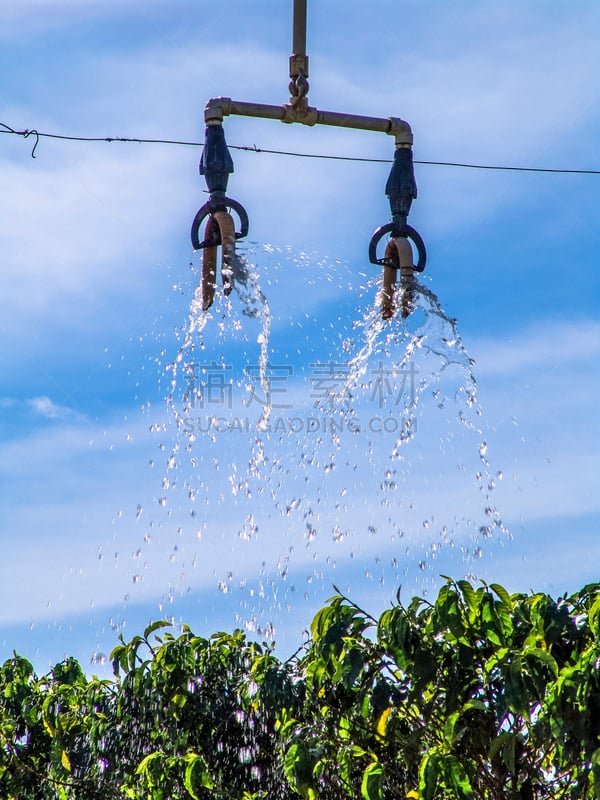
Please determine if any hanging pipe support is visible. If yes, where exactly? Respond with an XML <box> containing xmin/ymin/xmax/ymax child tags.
<box><xmin>289</xmin><ymin>0</ymin><xmax>309</xmax><ymax>109</ymax></box>
<box><xmin>190</xmin><ymin>0</ymin><xmax>426</xmax><ymax>316</ymax></box>
<box><xmin>202</xmin><ymin>96</ymin><xmax>414</xmax><ymax>145</ymax></box>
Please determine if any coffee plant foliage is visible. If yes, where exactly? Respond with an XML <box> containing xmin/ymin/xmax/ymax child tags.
<box><xmin>2</xmin><ymin>578</ymin><xmax>600</xmax><ymax>799</ymax></box>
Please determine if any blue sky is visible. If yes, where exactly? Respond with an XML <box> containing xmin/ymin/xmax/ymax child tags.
<box><xmin>1</xmin><ymin>0</ymin><xmax>599</xmax><ymax>673</ymax></box>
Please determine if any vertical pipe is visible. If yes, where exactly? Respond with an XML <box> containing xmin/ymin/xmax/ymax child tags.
<box><xmin>292</xmin><ymin>0</ymin><xmax>307</xmax><ymax>57</ymax></box>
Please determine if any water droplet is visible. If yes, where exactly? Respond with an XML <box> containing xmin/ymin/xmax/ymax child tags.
<box><xmin>332</xmin><ymin>527</ymin><xmax>345</xmax><ymax>542</ymax></box>
<box><xmin>479</xmin><ymin>442</ymin><xmax>488</xmax><ymax>464</ymax></box>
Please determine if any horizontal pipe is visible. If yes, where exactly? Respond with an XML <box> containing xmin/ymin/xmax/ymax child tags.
<box><xmin>314</xmin><ymin>109</ymin><xmax>390</xmax><ymax>134</ymax></box>
<box><xmin>226</xmin><ymin>99</ymin><xmax>285</xmax><ymax>123</ymax></box>
<box><xmin>205</xmin><ymin>97</ymin><xmax>413</xmax><ymax>144</ymax></box>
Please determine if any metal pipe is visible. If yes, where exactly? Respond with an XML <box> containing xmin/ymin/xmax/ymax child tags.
<box><xmin>290</xmin><ymin>0</ymin><xmax>309</xmax><ymax>98</ymax></box>
<box><xmin>204</xmin><ymin>97</ymin><xmax>413</xmax><ymax>145</ymax></box>
<box><xmin>292</xmin><ymin>0</ymin><xmax>307</xmax><ymax>57</ymax></box>
<box><xmin>315</xmin><ymin>109</ymin><xmax>393</xmax><ymax>134</ymax></box>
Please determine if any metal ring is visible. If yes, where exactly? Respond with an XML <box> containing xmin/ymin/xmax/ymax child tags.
<box><xmin>368</xmin><ymin>223</ymin><xmax>427</xmax><ymax>272</ymax></box>
<box><xmin>191</xmin><ymin>197</ymin><xmax>249</xmax><ymax>250</ymax></box>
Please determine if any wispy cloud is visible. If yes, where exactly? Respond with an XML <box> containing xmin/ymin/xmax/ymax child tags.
<box><xmin>470</xmin><ymin>319</ymin><xmax>600</xmax><ymax>377</ymax></box>
<box><xmin>27</xmin><ymin>395</ymin><xmax>77</xmax><ymax>419</ymax></box>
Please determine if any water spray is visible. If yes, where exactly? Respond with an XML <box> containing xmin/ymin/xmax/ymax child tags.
<box><xmin>190</xmin><ymin>0</ymin><xmax>427</xmax><ymax>316</ymax></box>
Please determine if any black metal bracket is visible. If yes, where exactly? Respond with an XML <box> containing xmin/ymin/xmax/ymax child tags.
<box><xmin>191</xmin><ymin>198</ymin><xmax>249</xmax><ymax>250</ymax></box>
<box><xmin>368</xmin><ymin>224</ymin><xmax>426</xmax><ymax>272</ymax></box>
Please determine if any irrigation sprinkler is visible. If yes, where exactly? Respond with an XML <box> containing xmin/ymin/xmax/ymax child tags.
<box><xmin>191</xmin><ymin>0</ymin><xmax>426</xmax><ymax>317</ymax></box>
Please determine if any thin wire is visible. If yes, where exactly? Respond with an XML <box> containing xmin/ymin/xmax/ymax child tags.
<box><xmin>1</xmin><ymin>122</ymin><xmax>598</xmax><ymax>175</ymax></box>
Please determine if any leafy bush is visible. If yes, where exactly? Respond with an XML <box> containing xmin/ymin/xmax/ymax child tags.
<box><xmin>2</xmin><ymin>579</ymin><xmax>600</xmax><ymax>799</ymax></box>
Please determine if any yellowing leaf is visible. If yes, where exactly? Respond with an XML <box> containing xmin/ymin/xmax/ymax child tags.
<box><xmin>376</xmin><ymin>707</ymin><xmax>392</xmax><ymax>740</ymax></box>
<box><xmin>61</xmin><ymin>750</ymin><xmax>71</xmax><ymax>772</ymax></box>
<box><xmin>407</xmin><ymin>791</ymin><xmax>419</xmax><ymax>799</ymax></box>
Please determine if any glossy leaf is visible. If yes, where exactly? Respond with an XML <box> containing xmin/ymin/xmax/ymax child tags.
<box><xmin>361</xmin><ymin>761</ymin><xmax>383</xmax><ymax>800</ymax></box>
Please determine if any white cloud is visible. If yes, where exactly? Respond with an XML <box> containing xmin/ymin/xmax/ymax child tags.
<box><xmin>27</xmin><ymin>396</ymin><xmax>77</xmax><ymax>419</ymax></box>
<box><xmin>470</xmin><ymin>319</ymin><xmax>600</xmax><ymax>377</ymax></box>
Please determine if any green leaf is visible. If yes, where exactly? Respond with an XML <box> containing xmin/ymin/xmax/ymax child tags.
<box><xmin>505</xmin><ymin>658</ymin><xmax>530</xmax><ymax>716</ymax></box>
<box><xmin>483</xmin><ymin>647</ymin><xmax>509</xmax><ymax>679</ymax></box>
<box><xmin>523</xmin><ymin>646</ymin><xmax>558</xmax><ymax>679</ymax></box>
<box><xmin>361</xmin><ymin>761</ymin><xmax>383</xmax><ymax>800</ymax></box>
<box><xmin>338</xmin><ymin>749</ymin><xmax>352</xmax><ymax>793</ymax></box>
<box><xmin>588</xmin><ymin>596</ymin><xmax>600</xmax><ymax>637</ymax></box>
<box><xmin>443</xmin><ymin>755</ymin><xmax>474</xmax><ymax>800</ymax></box>
<box><xmin>136</xmin><ymin>752</ymin><xmax>157</xmax><ymax>774</ymax></box>
<box><xmin>488</xmin><ymin>732</ymin><xmax>518</xmax><ymax>776</ymax></box>
<box><xmin>144</xmin><ymin>620</ymin><xmax>172</xmax><ymax>639</ymax></box>
<box><xmin>310</xmin><ymin>606</ymin><xmax>335</xmax><ymax>640</ymax></box>
<box><xmin>480</xmin><ymin>596</ymin><xmax>505</xmax><ymax>646</ymax></box>
<box><xmin>457</xmin><ymin>580</ymin><xmax>478</xmax><ymax>619</ymax></box>
<box><xmin>171</xmin><ymin>693</ymin><xmax>188</xmax><ymax>708</ymax></box>
<box><xmin>443</xmin><ymin>711</ymin><xmax>460</xmax><ymax>747</ymax></box>
<box><xmin>490</xmin><ymin>583</ymin><xmax>512</xmax><ymax>608</ymax></box>
<box><xmin>185</xmin><ymin>753</ymin><xmax>214</xmax><ymax>799</ymax></box>
<box><xmin>591</xmin><ymin>747</ymin><xmax>600</xmax><ymax>799</ymax></box>
<box><xmin>462</xmin><ymin>699</ymin><xmax>487</xmax><ymax>714</ymax></box>
<box><xmin>339</xmin><ymin>716</ymin><xmax>351</xmax><ymax>740</ymax></box>
<box><xmin>283</xmin><ymin>743</ymin><xmax>314</xmax><ymax>799</ymax></box>
<box><xmin>419</xmin><ymin>752</ymin><xmax>441</xmax><ymax>800</ymax></box>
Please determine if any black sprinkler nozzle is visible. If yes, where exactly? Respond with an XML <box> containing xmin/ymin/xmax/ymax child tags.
<box><xmin>385</xmin><ymin>147</ymin><xmax>418</xmax><ymax>236</ymax></box>
<box><xmin>200</xmin><ymin>124</ymin><xmax>234</xmax><ymax>204</ymax></box>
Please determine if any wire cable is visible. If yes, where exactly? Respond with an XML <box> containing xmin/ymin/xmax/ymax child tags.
<box><xmin>1</xmin><ymin>122</ymin><xmax>598</xmax><ymax>175</ymax></box>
